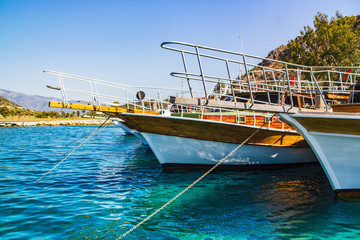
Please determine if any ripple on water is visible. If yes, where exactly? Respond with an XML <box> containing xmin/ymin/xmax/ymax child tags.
<box><xmin>1</xmin><ymin>126</ymin><xmax>360</xmax><ymax>239</ymax></box>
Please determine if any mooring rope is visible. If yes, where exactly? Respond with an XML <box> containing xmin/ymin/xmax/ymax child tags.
<box><xmin>65</xmin><ymin>130</ymin><xmax>95</xmax><ymax>147</ymax></box>
<box><xmin>117</xmin><ymin>113</ymin><xmax>276</xmax><ymax>239</ymax></box>
<box><xmin>36</xmin><ymin>117</ymin><xmax>111</xmax><ymax>183</ymax></box>
<box><xmin>63</xmin><ymin>120</ymin><xmax>109</xmax><ymax>156</ymax></box>
<box><xmin>64</xmin><ymin>117</ymin><xmax>113</xmax><ymax>147</ymax></box>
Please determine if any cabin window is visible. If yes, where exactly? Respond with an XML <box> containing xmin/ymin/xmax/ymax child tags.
<box><xmin>236</xmin><ymin>116</ymin><xmax>246</xmax><ymax>124</ymax></box>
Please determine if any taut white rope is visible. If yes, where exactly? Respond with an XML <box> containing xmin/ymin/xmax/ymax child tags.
<box><xmin>117</xmin><ymin>114</ymin><xmax>276</xmax><ymax>239</ymax></box>
<box><xmin>36</xmin><ymin>117</ymin><xmax>110</xmax><ymax>183</ymax></box>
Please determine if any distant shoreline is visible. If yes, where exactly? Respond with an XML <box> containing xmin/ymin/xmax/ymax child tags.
<box><xmin>0</xmin><ymin>118</ymin><xmax>112</xmax><ymax>127</ymax></box>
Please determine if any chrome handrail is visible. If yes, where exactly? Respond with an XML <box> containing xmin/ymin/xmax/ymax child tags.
<box><xmin>161</xmin><ymin>41</ymin><xmax>360</xmax><ymax>112</ymax></box>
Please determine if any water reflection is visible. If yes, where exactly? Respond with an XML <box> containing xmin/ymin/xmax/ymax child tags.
<box><xmin>1</xmin><ymin>126</ymin><xmax>360</xmax><ymax>240</ymax></box>
<box><xmin>96</xmin><ymin>163</ymin><xmax>339</xmax><ymax>239</ymax></box>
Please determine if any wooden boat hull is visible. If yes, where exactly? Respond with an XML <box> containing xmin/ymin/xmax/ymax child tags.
<box><xmin>118</xmin><ymin>113</ymin><xmax>309</xmax><ymax>147</ymax></box>
<box><xmin>116</xmin><ymin>113</ymin><xmax>317</xmax><ymax>169</ymax></box>
<box><xmin>278</xmin><ymin>112</ymin><xmax>360</xmax><ymax>196</ymax></box>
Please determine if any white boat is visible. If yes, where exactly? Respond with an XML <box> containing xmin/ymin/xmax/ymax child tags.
<box><xmin>119</xmin><ymin>112</ymin><xmax>317</xmax><ymax>170</ymax></box>
<box><xmin>278</xmin><ymin>111</ymin><xmax>360</xmax><ymax>197</ymax></box>
<box><xmin>158</xmin><ymin>41</ymin><xmax>360</xmax><ymax>196</ymax></box>
<box><xmin>44</xmin><ymin>42</ymin><xmax>323</xmax><ymax>171</ymax></box>
<box><xmin>45</xmin><ymin>41</ymin><xmax>360</xmax><ymax>196</ymax></box>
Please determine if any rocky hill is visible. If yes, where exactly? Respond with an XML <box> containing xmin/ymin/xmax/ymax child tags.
<box><xmin>0</xmin><ymin>89</ymin><xmax>62</xmax><ymax>112</ymax></box>
<box><xmin>0</xmin><ymin>96</ymin><xmax>37</xmax><ymax>118</ymax></box>
<box><xmin>0</xmin><ymin>96</ymin><xmax>22</xmax><ymax>108</ymax></box>
<box><xmin>261</xmin><ymin>13</ymin><xmax>360</xmax><ymax>67</ymax></box>
<box><xmin>240</xmin><ymin>13</ymin><xmax>360</xmax><ymax>82</ymax></box>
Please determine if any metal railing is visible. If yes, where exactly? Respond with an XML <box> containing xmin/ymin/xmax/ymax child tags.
<box><xmin>44</xmin><ymin>70</ymin><xmax>197</xmax><ymax>113</ymax></box>
<box><xmin>161</xmin><ymin>41</ymin><xmax>360</xmax><ymax>112</ymax></box>
<box><xmin>159</xmin><ymin>103</ymin><xmax>291</xmax><ymax>132</ymax></box>
<box><xmin>45</xmin><ymin>70</ymin><xmax>291</xmax><ymax>132</ymax></box>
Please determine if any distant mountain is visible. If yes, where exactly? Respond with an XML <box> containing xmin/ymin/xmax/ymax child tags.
<box><xmin>0</xmin><ymin>89</ymin><xmax>63</xmax><ymax>112</ymax></box>
<box><xmin>0</xmin><ymin>96</ymin><xmax>22</xmax><ymax>108</ymax></box>
<box><xmin>0</xmin><ymin>96</ymin><xmax>37</xmax><ymax>117</ymax></box>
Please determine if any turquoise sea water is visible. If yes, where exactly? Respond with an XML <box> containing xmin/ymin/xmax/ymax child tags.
<box><xmin>1</xmin><ymin>125</ymin><xmax>360</xmax><ymax>240</ymax></box>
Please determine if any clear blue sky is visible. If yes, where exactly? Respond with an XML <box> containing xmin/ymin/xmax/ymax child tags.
<box><xmin>0</xmin><ymin>0</ymin><xmax>359</xmax><ymax>97</ymax></box>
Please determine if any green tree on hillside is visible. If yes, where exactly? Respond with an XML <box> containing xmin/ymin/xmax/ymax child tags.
<box><xmin>0</xmin><ymin>106</ymin><xmax>10</xmax><ymax>117</ymax></box>
<box><xmin>287</xmin><ymin>12</ymin><xmax>360</xmax><ymax>66</ymax></box>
